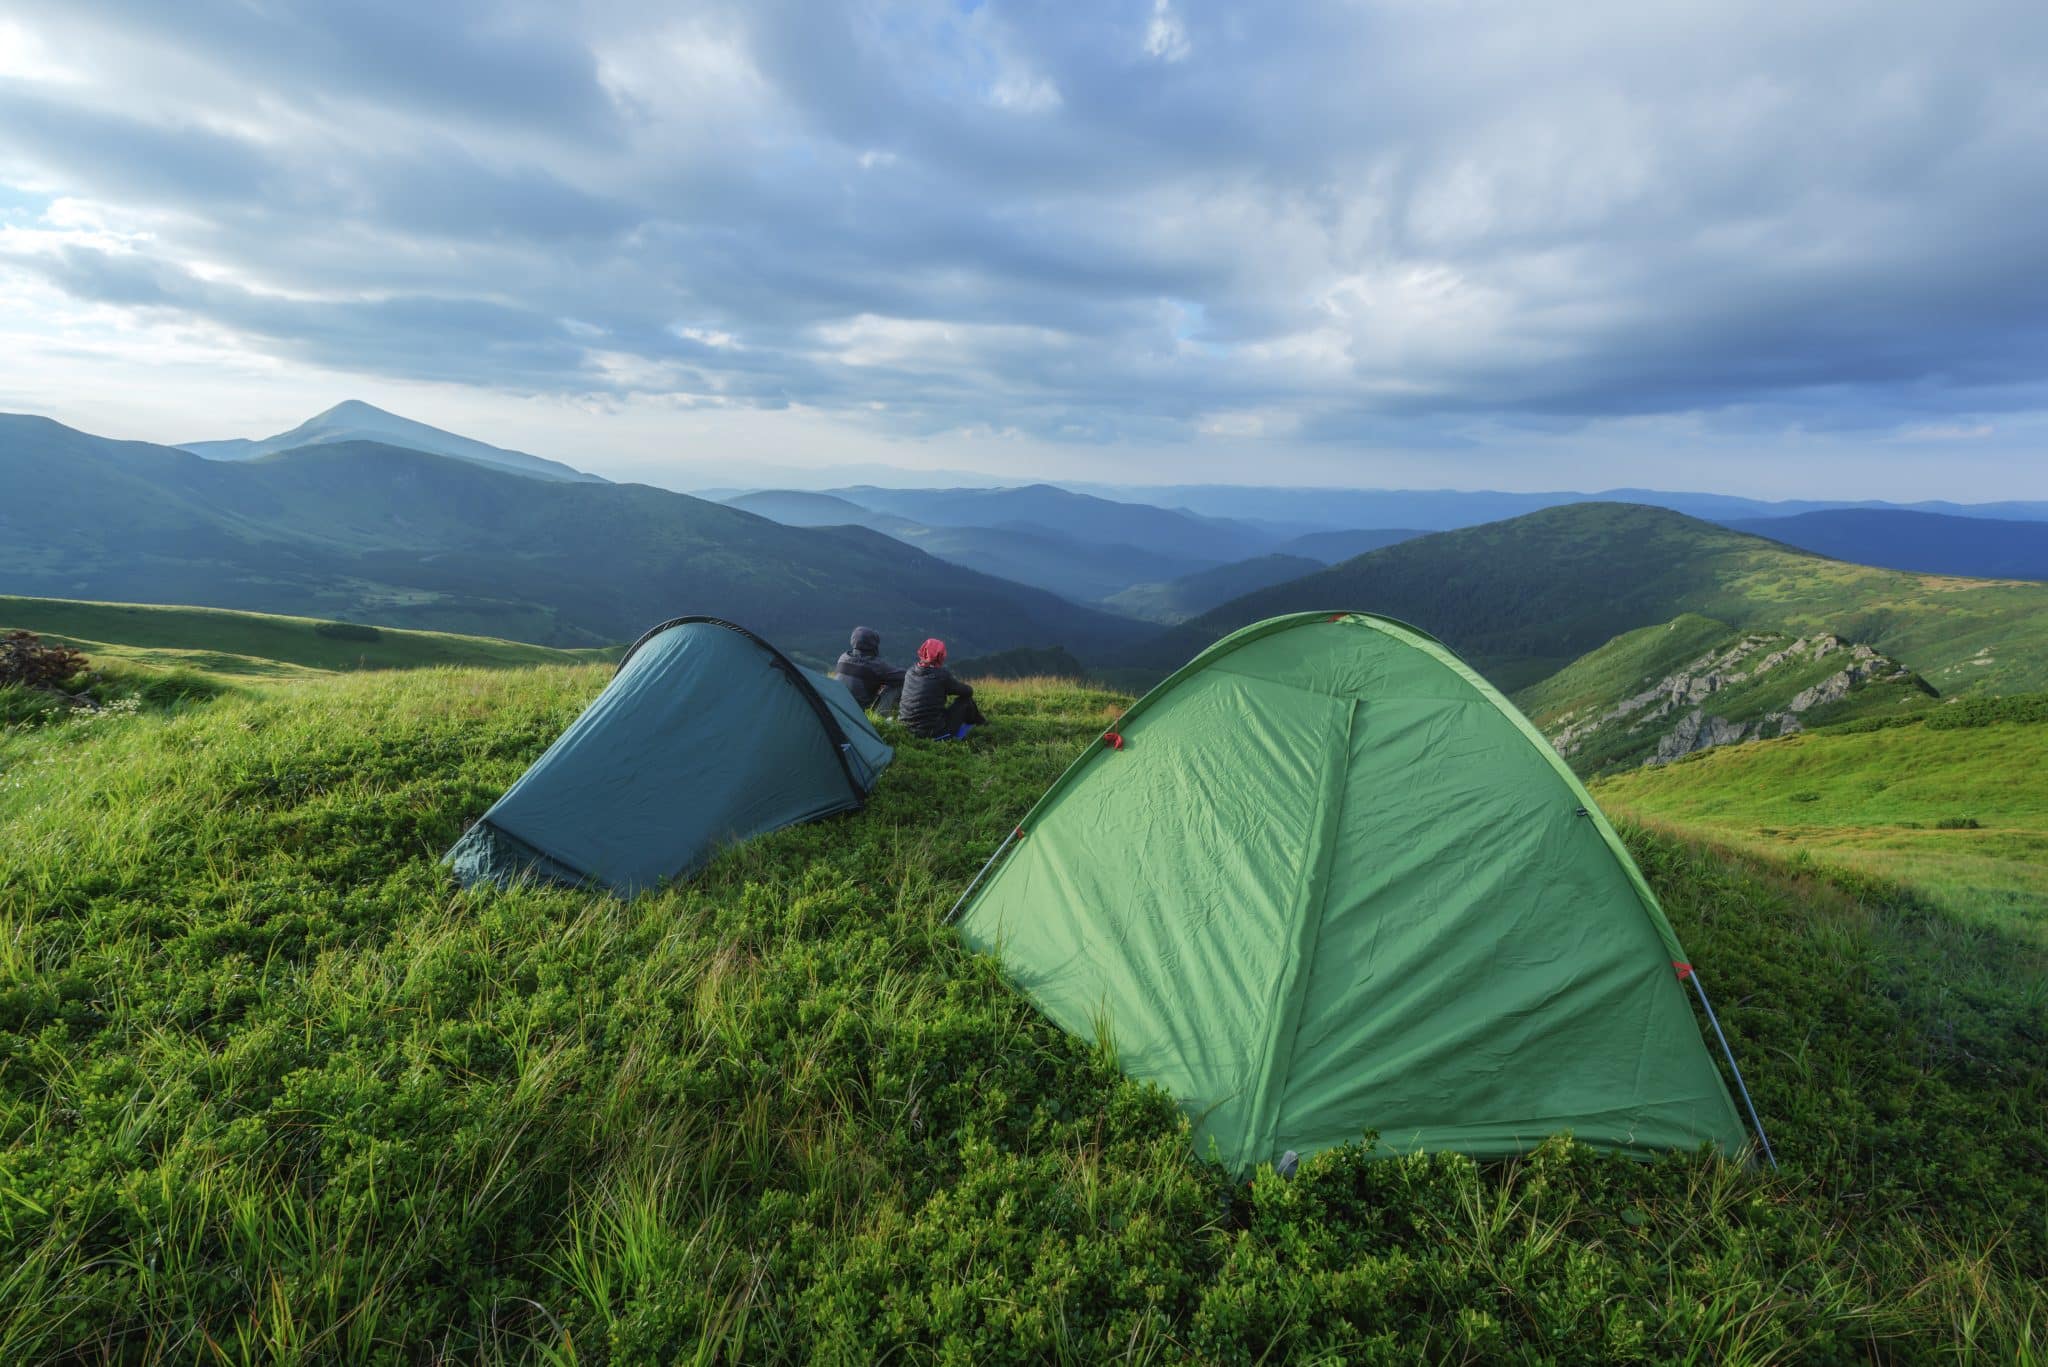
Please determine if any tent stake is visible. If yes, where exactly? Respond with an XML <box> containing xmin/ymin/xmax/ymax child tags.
<box><xmin>945</xmin><ymin>826</ymin><xmax>1022</xmax><ymax>924</ymax></box>
<box><xmin>1689</xmin><ymin>970</ymin><xmax>1778</xmax><ymax>1171</ymax></box>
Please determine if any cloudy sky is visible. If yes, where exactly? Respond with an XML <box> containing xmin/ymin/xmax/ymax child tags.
<box><xmin>1</xmin><ymin>1</ymin><xmax>2043</xmax><ymax>496</ymax></box>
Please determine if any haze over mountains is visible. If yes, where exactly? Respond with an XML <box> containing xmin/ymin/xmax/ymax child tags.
<box><xmin>9</xmin><ymin>400</ymin><xmax>2048</xmax><ymax>745</ymax></box>
<box><xmin>723</xmin><ymin>489</ymin><xmax>1216</xmax><ymax>607</ymax></box>
<box><xmin>1726</xmin><ymin>509</ymin><xmax>2048</xmax><ymax>582</ymax></box>
<box><xmin>0</xmin><ymin>413</ymin><xmax>1125</xmax><ymax>662</ymax></box>
<box><xmin>1068</xmin><ymin>484</ymin><xmax>2048</xmax><ymax>532</ymax></box>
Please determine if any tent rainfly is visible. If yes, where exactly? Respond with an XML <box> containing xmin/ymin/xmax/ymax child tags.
<box><xmin>953</xmin><ymin>611</ymin><xmax>1767</xmax><ymax>1173</ymax></box>
<box><xmin>445</xmin><ymin>616</ymin><xmax>893</xmax><ymax>896</ymax></box>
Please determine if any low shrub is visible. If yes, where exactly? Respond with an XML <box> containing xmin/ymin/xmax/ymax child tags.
<box><xmin>0</xmin><ymin>629</ymin><xmax>88</xmax><ymax>690</ymax></box>
<box><xmin>1925</xmin><ymin>692</ymin><xmax>2048</xmax><ymax>730</ymax></box>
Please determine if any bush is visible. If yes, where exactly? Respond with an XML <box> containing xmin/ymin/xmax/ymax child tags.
<box><xmin>0</xmin><ymin>629</ymin><xmax>88</xmax><ymax>690</ymax></box>
<box><xmin>1925</xmin><ymin>692</ymin><xmax>2048</xmax><ymax>730</ymax></box>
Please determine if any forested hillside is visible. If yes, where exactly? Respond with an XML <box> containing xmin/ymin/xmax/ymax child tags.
<box><xmin>1130</xmin><ymin>504</ymin><xmax>2048</xmax><ymax>693</ymax></box>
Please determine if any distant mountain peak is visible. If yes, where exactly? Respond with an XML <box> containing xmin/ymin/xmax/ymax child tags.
<box><xmin>179</xmin><ymin>402</ymin><xmax>604</xmax><ymax>484</ymax></box>
<box><xmin>311</xmin><ymin>398</ymin><xmax>388</xmax><ymax>420</ymax></box>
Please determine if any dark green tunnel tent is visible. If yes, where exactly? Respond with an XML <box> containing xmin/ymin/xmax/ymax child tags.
<box><xmin>956</xmin><ymin>612</ymin><xmax>1755</xmax><ymax>1172</ymax></box>
<box><xmin>446</xmin><ymin>616</ymin><xmax>892</xmax><ymax>896</ymax></box>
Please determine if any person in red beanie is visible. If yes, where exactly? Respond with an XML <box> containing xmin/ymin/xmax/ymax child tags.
<box><xmin>897</xmin><ymin>637</ymin><xmax>987</xmax><ymax>739</ymax></box>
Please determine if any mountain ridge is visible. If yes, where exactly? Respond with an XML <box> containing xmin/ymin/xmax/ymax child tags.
<box><xmin>1070</xmin><ymin>483</ymin><xmax>2048</xmax><ymax>532</ymax></box>
<box><xmin>1122</xmin><ymin>502</ymin><xmax>2048</xmax><ymax>695</ymax></box>
<box><xmin>0</xmin><ymin>414</ymin><xmax>1131</xmax><ymax>662</ymax></box>
<box><xmin>180</xmin><ymin>399</ymin><xmax>603</xmax><ymax>484</ymax></box>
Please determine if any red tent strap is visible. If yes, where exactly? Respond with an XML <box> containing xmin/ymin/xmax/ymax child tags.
<box><xmin>1103</xmin><ymin>731</ymin><xmax>1125</xmax><ymax>750</ymax></box>
<box><xmin>1673</xmin><ymin>961</ymin><xmax>1693</xmax><ymax>980</ymax></box>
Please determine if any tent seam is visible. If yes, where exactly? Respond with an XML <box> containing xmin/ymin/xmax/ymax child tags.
<box><xmin>968</xmin><ymin>610</ymin><xmax>1693</xmax><ymax>969</ymax></box>
<box><xmin>1235</xmin><ymin>694</ymin><xmax>1357</xmax><ymax>1170</ymax></box>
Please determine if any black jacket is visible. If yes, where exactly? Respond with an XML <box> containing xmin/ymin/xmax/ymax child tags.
<box><xmin>899</xmin><ymin>662</ymin><xmax>972</xmax><ymax>737</ymax></box>
<box><xmin>834</xmin><ymin>626</ymin><xmax>903</xmax><ymax>709</ymax></box>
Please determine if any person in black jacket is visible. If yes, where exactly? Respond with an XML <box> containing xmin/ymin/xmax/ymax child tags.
<box><xmin>898</xmin><ymin>638</ymin><xmax>988</xmax><ymax>739</ymax></box>
<box><xmin>834</xmin><ymin>625</ymin><xmax>905</xmax><ymax>717</ymax></box>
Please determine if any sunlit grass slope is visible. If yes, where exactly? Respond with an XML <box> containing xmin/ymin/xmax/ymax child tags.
<box><xmin>0</xmin><ymin>594</ymin><xmax>601</xmax><ymax>677</ymax></box>
<box><xmin>0</xmin><ymin>669</ymin><xmax>2042</xmax><ymax>1361</ymax></box>
<box><xmin>1593</xmin><ymin>699</ymin><xmax>2048</xmax><ymax>942</ymax></box>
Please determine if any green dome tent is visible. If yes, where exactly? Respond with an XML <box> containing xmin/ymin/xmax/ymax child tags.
<box><xmin>954</xmin><ymin>612</ymin><xmax>1763</xmax><ymax>1172</ymax></box>
<box><xmin>446</xmin><ymin>616</ymin><xmax>893</xmax><ymax>896</ymax></box>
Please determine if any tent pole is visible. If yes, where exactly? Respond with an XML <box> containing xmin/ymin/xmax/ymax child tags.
<box><xmin>1689</xmin><ymin>971</ymin><xmax>1778</xmax><ymax>1171</ymax></box>
<box><xmin>944</xmin><ymin>826</ymin><xmax>1022</xmax><ymax>924</ymax></box>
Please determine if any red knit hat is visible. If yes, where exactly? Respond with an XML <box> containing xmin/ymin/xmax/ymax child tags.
<box><xmin>917</xmin><ymin>637</ymin><xmax>947</xmax><ymax>665</ymax></box>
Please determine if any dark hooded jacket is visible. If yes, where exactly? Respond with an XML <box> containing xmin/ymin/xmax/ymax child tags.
<box><xmin>898</xmin><ymin>662</ymin><xmax>973</xmax><ymax>737</ymax></box>
<box><xmin>834</xmin><ymin>626</ymin><xmax>904</xmax><ymax>709</ymax></box>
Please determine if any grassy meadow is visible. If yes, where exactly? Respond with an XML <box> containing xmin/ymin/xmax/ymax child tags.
<box><xmin>0</xmin><ymin>596</ymin><xmax>603</xmax><ymax>679</ymax></box>
<box><xmin>0</xmin><ymin>655</ymin><xmax>2044</xmax><ymax>1362</ymax></box>
<box><xmin>1592</xmin><ymin>700</ymin><xmax>2048</xmax><ymax>944</ymax></box>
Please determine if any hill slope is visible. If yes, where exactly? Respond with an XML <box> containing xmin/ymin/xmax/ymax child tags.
<box><xmin>887</xmin><ymin>524</ymin><xmax>1205</xmax><ymax>604</ymax></box>
<box><xmin>1130</xmin><ymin>503</ymin><xmax>2048</xmax><ymax>694</ymax></box>
<box><xmin>1273</xmin><ymin>527</ymin><xmax>1427</xmax><ymax>563</ymax></box>
<box><xmin>0</xmin><ymin>415</ymin><xmax>1131</xmax><ymax>661</ymax></box>
<box><xmin>1103</xmin><ymin>553</ymin><xmax>1323</xmax><ymax>623</ymax></box>
<box><xmin>0</xmin><ymin>595</ymin><xmax>590</xmax><ymax>676</ymax></box>
<box><xmin>1515</xmin><ymin>614</ymin><xmax>1935</xmax><ymax>774</ymax></box>
<box><xmin>1593</xmin><ymin>698</ymin><xmax>2048</xmax><ymax>935</ymax></box>
<box><xmin>180</xmin><ymin>399</ymin><xmax>602</xmax><ymax>483</ymax></box>
<box><xmin>0</xmin><ymin>666</ymin><xmax>2039</xmax><ymax>1359</ymax></box>
<box><xmin>1726</xmin><ymin>508</ymin><xmax>2048</xmax><ymax>580</ymax></box>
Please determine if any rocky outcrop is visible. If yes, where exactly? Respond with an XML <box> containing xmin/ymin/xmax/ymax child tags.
<box><xmin>1653</xmin><ymin>709</ymin><xmax>1759</xmax><ymax>763</ymax></box>
<box><xmin>1546</xmin><ymin>630</ymin><xmax>1927</xmax><ymax>769</ymax></box>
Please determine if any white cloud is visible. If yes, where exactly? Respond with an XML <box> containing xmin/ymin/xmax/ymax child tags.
<box><xmin>988</xmin><ymin>71</ymin><xmax>1062</xmax><ymax>114</ymax></box>
<box><xmin>0</xmin><ymin>17</ymin><xmax>80</xmax><ymax>83</ymax></box>
<box><xmin>1144</xmin><ymin>0</ymin><xmax>1191</xmax><ymax>63</ymax></box>
<box><xmin>674</xmin><ymin>324</ymin><xmax>742</xmax><ymax>350</ymax></box>
<box><xmin>0</xmin><ymin>0</ymin><xmax>2043</xmax><ymax>495</ymax></box>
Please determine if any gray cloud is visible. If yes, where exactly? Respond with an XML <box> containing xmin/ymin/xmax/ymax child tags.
<box><xmin>3</xmin><ymin>0</ymin><xmax>2045</xmax><ymax>455</ymax></box>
